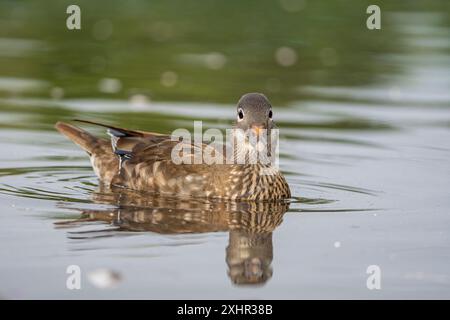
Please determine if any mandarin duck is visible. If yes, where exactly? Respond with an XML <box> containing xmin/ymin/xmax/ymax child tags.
<box><xmin>55</xmin><ymin>93</ymin><xmax>291</xmax><ymax>201</ymax></box>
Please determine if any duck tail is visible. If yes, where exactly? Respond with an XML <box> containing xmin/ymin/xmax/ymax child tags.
<box><xmin>55</xmin><ymin>121</ymin><xmax>102</xmax><ymax>155</ymax></box>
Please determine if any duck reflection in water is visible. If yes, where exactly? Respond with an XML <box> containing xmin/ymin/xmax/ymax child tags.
<box><xmin>57</xmin><ymin>186</ymin><xmax>289</xmax><ymax>286</ymax></box>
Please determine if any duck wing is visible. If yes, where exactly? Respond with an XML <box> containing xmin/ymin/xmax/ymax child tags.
<box><xmin>110</xmin><ymin>131</ymin><xmax>228</xmax><ymax>197</ymax></box>
<box><xmin>59</xmin><ymin>120</ymin><xmax>228</xmax><ymax>197</ymax></box>
<box><xmin>74</xmin><ymin>119</ymin><xmax>170</xmax><ymax>153</ymax></box>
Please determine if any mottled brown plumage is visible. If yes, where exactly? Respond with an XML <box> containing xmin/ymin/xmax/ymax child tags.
<box><xmin>55</xmin><ymin>93</ymin><xmax>291</xmax><ymax>201</ymax></box>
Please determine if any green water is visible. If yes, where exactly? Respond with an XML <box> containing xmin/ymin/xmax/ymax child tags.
<box><xmin>0</xmin><ymin>0</ymin><xmax>449</xmax><ymax>298</ymax></box>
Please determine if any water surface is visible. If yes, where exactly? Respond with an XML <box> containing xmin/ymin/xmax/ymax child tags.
<box><xmin>0</xmin><ymin>1</ymin><xmax>449</xmax><ymax>299</ymax></box>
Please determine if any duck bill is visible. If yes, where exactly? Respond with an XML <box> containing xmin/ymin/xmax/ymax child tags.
<box><xmin>251</xmin><ymin>125</ymin><xmax>266</xmax><ymax>137</ymax></box>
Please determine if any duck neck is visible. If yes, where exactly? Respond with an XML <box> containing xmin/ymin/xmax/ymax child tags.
<box><xmin>231</xmin><ymin>133</ymin><xmax>274</xmax><ymax>167</ymax></box>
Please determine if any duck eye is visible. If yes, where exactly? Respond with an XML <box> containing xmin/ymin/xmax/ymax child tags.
<box><xmin>268</xmin><ymin>110</ymin><xmax>273</xmax><ymax>118</ymax></box>
<box><xmin>238</xmin><ymin>108</ymin><xmax>244</xmax><ymax>120</ymax></box>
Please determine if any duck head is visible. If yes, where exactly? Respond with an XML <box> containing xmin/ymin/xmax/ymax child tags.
<box><xmin>233</xmin><ymin>93</ymin><xmax>277</xmax><ymax>163</ymax></box>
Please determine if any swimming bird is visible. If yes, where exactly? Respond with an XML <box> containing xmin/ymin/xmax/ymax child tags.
<box><xmin>55</xmin><ymin>93</ymin><xmax>291</xmax><ymax>201</ymax></box>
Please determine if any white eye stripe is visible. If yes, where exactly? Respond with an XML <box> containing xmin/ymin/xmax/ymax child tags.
<box><xmin>237</xmin><ymin>108</ymin><xmax>244</xmax><ymax>121</ymax></box>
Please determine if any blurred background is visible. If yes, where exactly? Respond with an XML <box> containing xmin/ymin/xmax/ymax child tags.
<box><xmin>0</xmin><ymin>0</ymin><xmax>449</xmax><ymax>299</ymax></box>
<box><xmin>1</xmin><ymin>0</ymin><xmax>446</xmax><ymax>103</ymax></box>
